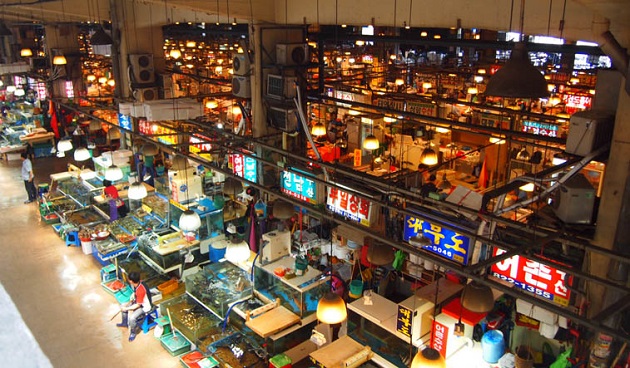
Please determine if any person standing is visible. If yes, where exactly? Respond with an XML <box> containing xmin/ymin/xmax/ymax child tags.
<box><xmin>116</xmin><ymin>272</ymin><xmax>152</xmax><ymax>342</ymax></box>
<box><xmin>21</xmin><ymin>152</ymin><xmax>37</xmax><ymax>203</ymax></box>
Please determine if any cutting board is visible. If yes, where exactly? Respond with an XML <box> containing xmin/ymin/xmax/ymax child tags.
<box><xmin>309</xmin><ymin>335</ymin><xmax>370</xmax><ymax>368</ymax></box>
<box><xmin>245</xmin><ymin>306</ymin><xmax>300</xmax><ymax>338</ymax></box>
<box><xmin>154</xmin><ymin>238</ymin><xmax>199</xmax><ymax>255</ymax></box>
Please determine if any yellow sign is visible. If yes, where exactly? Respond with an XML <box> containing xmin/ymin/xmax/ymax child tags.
<box><xmin>353</xmin><ymin>149</ymin><xmax>362</xmax><ymax>167</ymax></box>
<box><xmin>141</xmin><ymin>204</ymin><xmax>153</xmax><ymax>214</ymax></box>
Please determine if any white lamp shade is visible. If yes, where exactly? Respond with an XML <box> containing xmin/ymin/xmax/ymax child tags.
<box><xmin>169</xmin><ymin>49</ymin><xmax>182</xmax><ymax>59</ymax></box>
<box><xmin>179</xmin><ymin>209</ymin><xmax>201</xmax><ymax>231</ymax></box>
<box><xmin>6</xmin><ymin>85</ymin><xmax>16</xmax><ymax>93</ymax></box>
<box><xmin>363</xmin><ymin>135</ymin><xmax>380</xmax><ymax>150</ymax></box>
<box><xmin>13</xmin><ymin>88</ymin><xmax>25</xmax><ymax>97</ymax></box>
<box><xmin>311</xmin><ymin>122</ymin><xmax>327</xmax><ymax>136</ymax></box>
<box><xmin>128</xmin><ymin>182</ymin><xmax>148</xmax><ymax>200</ymax></box>
<box><xmin>104</xmin><ymin>165</ymin><xmax>124</xmax><ymax>181</ymax></box>
<box><xmin>225</xmin><ymin>239</ymin><xmax>251</xmax><ymax>263</ymax></box>
<box><xmin>20</xmin><ymin>48</ymin><xmax>33</xmax><ymax>57</ymax></box>
<box><xmin>420</xmin><ymin>147</ymin><xmax>438</xmax><ymax>166</ymax></box>
<box><xmin>57</xmin><ymin>139</ymin><xmax>73</xmax><ymax>152</ymax></box>
<box><xmin>73</xmin><ymin>147</ymin><xmax>91</xmax><ymax>161</ymax></box>
<box><xmin>316</xmin><ymin>292</ymin><xmax>347</xmax><ymax>324</ymax></box>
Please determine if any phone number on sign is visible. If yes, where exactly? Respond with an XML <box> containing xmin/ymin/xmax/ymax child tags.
<box><xmin>491</xmin><ymin>272</ymin><xmax>553</xmax><ymax>300</ymax></box>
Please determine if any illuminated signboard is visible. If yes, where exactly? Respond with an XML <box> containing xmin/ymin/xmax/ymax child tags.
<box><xmin>562</xmin><ymin>93</ymin><xmax>592</xmax><ymax>113</ymax></box>
<box><xmin>491</xmin><ymin>248</ymin><xmax>571</xmax><ymax>306</ymax></box>
<box><xmin>396</xmin><ymin>305</ymin><xmax>412</xmax><ymax>338</ymax></box>
<box><xmin>403</xmin><ymin>215</ymin><xmax>470</xmax><ymax>265</ymax></box>
<box><xmin>189</xmin><ymin>134</ymin><xmax>212</xmax><ymax>159</ymax></box>
<box><xmin>522</xmin><ymin>120</ymin><xmax>559</xmax><ymax>137</ymax></box>
<box><xmin>118</xmin><ymin>113</ymin><xmax>132</xmax><ymax>131</ymax></box>
<box><xmin>431</xmin><ymin>321</ymin><xmax>448</xmax><ymax>358</ymax></box>
<box><xmin>406</xmin><ymin>101</ymin><xmax>436</xmax><ymax>117</ymax></box>
<box><xmin>138</xmin><ymin>119</ymin><xmax>178</xmax><ymax>145</ymax></box>
<box><xmin>326</xmin><ymin>187</ymin><xmax>372</xmax><ymax>226</ymax></box>
<box><xmin>281</xmin><ymin>170</ymin><xmax>317</xmax><ymax>204</ymax></box>
<box><xmin>230</xmin><ymin>153</ymin><xmax>257</xmax><ymax>183</ymax></box>
<box><xmin>375</xmin><ymin>98</ymin><xmax>405</xmax><ymax>112</ymax></box>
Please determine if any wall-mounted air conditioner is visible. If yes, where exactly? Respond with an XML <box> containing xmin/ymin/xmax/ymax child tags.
<box><xmin>267</xmin><ymin>105</ymin><xmax>298</xmax><ymax>132</ymax></box>
<box><xmin>565</xmin><ymin>110</ymin><xmax>614</xmax><ymax>156</ymax></box>
<box><xmin>232</xmin><ymin>54</ymin><xmax>251</xmax><ymax>76</ymax></box>
<box><xmin>133</xmin><ymin>87</ymin><xmax>158</xmax><ymax>102</ymax></box>
<box><xmin>128</xmin><ymin>54</ymin><xmax>155</xmax><ymax>85</ymax></box>
<box><xmin>276</xmin><ymin>43</ymin><xmax>309</xmax><ymax>66</ymax></box>
<box><xmin>266</xmin><ymin>74</ymin><xmax>297</xmax><ymax>100</ymax></box>
<box><xmin>232</xmin><ymin>76</ymin><xmax>251</xmax><ymax>98</ymax></box>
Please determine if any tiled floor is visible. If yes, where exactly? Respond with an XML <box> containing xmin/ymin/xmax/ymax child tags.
<box><xmin>0</xmin><ymin>154</ymin><xmax>180</xmax><ymax>368</ymax></box>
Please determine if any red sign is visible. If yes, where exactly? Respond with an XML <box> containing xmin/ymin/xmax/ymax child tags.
<box><xmin>230</xmin><ymin>154</ymin><xmax>245</xmax><ymax>178</ymax></box>
<box><xmin>491</xmin><ymin>248</ymin><xmax>571</xmax><ymax>306</ymax></box>
<box><xmin>326</xmin><ymin>187</ymin><xmax>372</xmax><ymax>226</ymax></box>
<box><xmin>431</xmin><ymin>320</ymin><xmax>448</xmax><ymax>358</ymax></box>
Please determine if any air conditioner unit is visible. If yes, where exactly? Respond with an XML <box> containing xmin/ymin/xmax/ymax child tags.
<box><xmin>232</xmin><ymin>76</ymin><xmax>251</xmax><ymax>98</ymax></box>
<box><xmin>266</xmin><ymin>74</ymin><xmax>297</xmax><ymax>100</ymax></box>
<box><xmin>128</xmin><ymin>54</ymin><xmax>155</xmax><ymax>85</ymax></box>
<box><xmin>276</xmin><ymin>43</ymin><xmax>309</xmax><ymax>66</ymax></box>
<box><xmin>232</xmin><ymin>54</ymin><xmax>250</xmax><ymax>76</ymax></box>
<box><xmin>565</xmin><ymin>110</ymin><xmax>614</xmax><ymax>156</ymax></box>
<box><xmin>267</xmin><ymin>105</ymin><xmax>298</xmax><ymax>132</ymax></box>
<box><xmin>133</xmin><ymin>87</ymin><xmax>158</xmax><ymax>102</ymax></box>
<box><xmin>552</xmin><ymin>173</ymin><xmax>595</xmax><ymax>224</ymax></box>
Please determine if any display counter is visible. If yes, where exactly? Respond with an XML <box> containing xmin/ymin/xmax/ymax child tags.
<box><xmin>137</xmin><ymin>231</ymin><xmax>202</xmax><ymax>275</ymax></box>
<box><xmin>309</xmin><ymin>335</ymin><xmax>372</xmax><ymax>368</ymax></box>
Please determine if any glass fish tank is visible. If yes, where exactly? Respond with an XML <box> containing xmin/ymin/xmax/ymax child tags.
<box><xmin>57</xmin><ymin>177</ymin><xmax>100</xmax><ymax>207</ymax></box>
<box><xmin>142</xmin><ymin>193</ymin><xmax>169</xmax><ymax>221</ymax></box>
<box><xmin>205</xmin><ymin>332</ymin><xmax>267</xmax><ymax>367</ymax></box>
<box><xmin>253</xmin><ymin>256</ymin><xmax>329</xmax><ymax>318</ymax></box>
<box><xmin>185</xmin><ymin>261</ymin><xmax>252</xmax><ymax>318</ymax></box>
<box><xmin>160</xmin><ymin>294</ymin><xmax>236</xmax><ymax>346</ymax></box>
<box><xmin>63</xmin><ymin>206</ymin><xmax>108</xmax><ymax>227</ymax></box>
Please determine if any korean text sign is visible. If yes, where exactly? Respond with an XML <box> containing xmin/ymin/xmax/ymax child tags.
<box><xmin>491</xmin><ymin>248</ymin><xmax>571</xmax><ymax>306</ymax></box>
<box><xmin>396</xmin><ymin>305</ymin><xmax>413</xmax><ymax>338</ymax></box>
<box><xmin>432</xmin><ymin>320</ymin><xmax>448</xmax><ymax>358</ymax></box>
<box><xmin>403</xmin><ymin>215</ymin><xmax>470</xmax><ymax>265</ymax></box>
<box><xmin>281</xmin><ymin>170</ymin><xmax>318</xmax><ymax>204</ymax></box>
<box><xmin>230</xmin><ymin>153</ymin><xmax>257</xmax><ymax>184</ymax></box>
<box><xmin>326</xmin><ymin>187</ymin><xmax>372</xmax><ymax>226</ymax></box>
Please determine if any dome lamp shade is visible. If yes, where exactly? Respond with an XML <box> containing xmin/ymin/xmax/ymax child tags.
<box><xmin>461</xmin><ymin>281</ymin><xmax>495</xmax><ymax>313</ymax></box>
<box><xmin>316</xmin><ymin>292</ymin><xmax>347</xmax><ymax>324</ymax></box>
<box><xmin>410</xmin><ymin>347</ymin><xmax>446</xmax><ymax>368</ymax></box>
<box><xmin>57</xmin><ymin>139</ymin><xmax>73</xmax><ymax>153</ymax></box>
<box><xmin>179</xmin><ymin>209</ymin><xmax>201</xmax><ymax>232</ymax></box>
<box><xmin>485</xmin><ymin>42</ymin><xmax>549</xmax><ymax>99</ymax></box>
<box><xmin>128</xmin><ymin>182</ymin><xmax>148</xmax><ymax>200</ymax></box>
<box><xmin>363</xmin><ymin>134</ymin><xmax>380</xmax><ymax>150</ymax></box>
<box><xmin>73</xmin><ymin>147</ymin><xmax>91</xmax><ymax>161</ymax></box>
<box><xmin>104</xmin><ymin>165</ymin><xmax>124</xmax><ymax>181</ymax></box>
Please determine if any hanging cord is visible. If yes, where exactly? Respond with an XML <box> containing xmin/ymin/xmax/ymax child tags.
<box><xmin>547</xmin><ymin>0</ymin><xmax>553</xmax><ymax>36</ymax></box>
<box><xmin>508</xmin><ymin>0</ymin><xmax>515</xmax><ymax>32</ymax></box>
<box><xmin>559</xmin><ymin>0</ymin><xmax>567</xmax><ymax>38</ymax></box>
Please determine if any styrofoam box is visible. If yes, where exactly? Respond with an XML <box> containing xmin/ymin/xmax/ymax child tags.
<box><xmin>118</xmin><ymin>102</ymin><xmax>133</xmax><ymax>116</ymax></box>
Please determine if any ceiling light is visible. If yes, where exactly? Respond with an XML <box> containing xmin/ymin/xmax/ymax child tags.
<box><xmin>169</xmin><ymin>49</ymin><xmax>182</xmax><ymax>59</ymax></box>
<box><xmin>14</xmin><ymin>88</ymin><xmax>25</xmax><ymax>97</ymax></box>
<box><xmin>366</xmin><ymin>241</ymin><xmax>394</xmax><ymax>266</ymax></box>
<box><xmin>467</xmin><ymin>87</ymin><xmax>478</xmax><ymax>95</ymax></box>
<box><xmin>420</xmin><ymin>31</ymin><xmax>428</xmax><ymax>37</ymax></box>
<box><xmin>520</xmin><ymin>182</ymin><xmax>535</xmax><ymax>192</ymax></box>
<box><xmin>20</xmin><ymin>48</ymin><xmax>33</xmax><ymax>57</ymax></box>
<box><xmin>420</xmin><ymin>147</ymin><xmax>438</xmax><ymax>166</ymax></box>
<box><xmin>311</xmin><ymin>122</ymin><xmax>327</xmax><ymax>136</ymax></box>
<box><xmin>477</xmin><ymin>68</ymin><xmax>487</xmax><ymax>74</ymax></box>
<box><xmin>422</xmin><ymin>82</ymin><xmax>432</xmax><ymax>90</ymax></box>
<box><xmin>474</xmin><ymin>75</ymin><xmax>484</xmax><ymax>83</ymax></box>
<box><xmin>186</xmin><ymin>40</ymin><xmax>196</xmax><ymax>48</ymax></box>
<box><xmin>363</xmin><ymin>134</ymin><xmax>380</xmax><ymax>150</ymax></box>
<box><xmin>98</xmin><ymin>76</ymin><xmax>107</xmax><ymax>84</ymax></box>
<box><xmin>273</xmin><ymin>200</ymin><xmax>294</xmax><ymax>220</ymax></box>
<box><xmin>205</xmin><ymin>99</ymin><xmax>219</xmax><ymax>109</ymax></box>
<box><xmin>225</xmin><ymin>238</ymin><xmax>251</xmax><ymax>263</ymax></box>
<box><xmin>53</xmin><ymin>55</ymin><xmax>67</xmax><ymax>65</ymax></box>
<box><xmin>57</xmin><ymin>139</ymin><xmax>73</xmax><ymax>153</ymax></box>
<box><xmin>461</xmin><ymin>281</ymin><xmax>495</xmax><ymax>313</ymax></box>
<box><xmin>105</xmin><ymin>165</ymin><xmax>124</xmax><ymax>181</ymax></box>
<box><xmin>348</xmin><ymin>109</ymin><xmax>361</xmax><ymax>116</ymax></box>
<box><xmin>128</xmin><ymin>182</ymin><xmax>148</xmax><ymax>200</ymax></box>
<box><xmin>435</xmin><ymin>126</ymin><xmax>450</xmax><ymax>134</ymax></box>
<box><xmin>316</xmin><ymin>292</ymin><xmax>347</xmax><ymax>324</ymax></box>
<box><xmin>73</xmin><ymin>147</ymin><xmax>91</xmax><ymax>161</ymax></box>
<box><xmin>438</xmin><ymin>173</ymin><xmax>452</xmax><ymax>190</ymax></box>
<box><xmin>395</xmin><ymin>78</ymin><xmax>405</xmax><ymax>86</ymax></box>
<box><xmin>87</xmin><ymin>74</ymin><xmax>97</xmax><ymax>82</ymax></box>
<box><xmin>516</xmin><ymin>147</ymin><xmax>530</xmax><ymax>161</ymax></box>
<box><xmin>433</xmin><ymin>34</ymin><xmax>441</xmax><ymax>39</ymax></box>
<box><xmin>6</xmin><ymin>85</ymin><xmax>16</xmax><ymax>93</ymax></box>
<box><xmin>355</xmin><ymin>40</ymin><xmax>365</xmax><ymax>46</ymax></box>
<box><xmin>90</xmin><ymin>28</ymin><xmax>113</xmax><ymax>45</ymax></box>
<box><xmin>411</xmin><ymin>347</ymin><xmax>446</xmax><ymax>368</ymax></box>
<box><xmin>489</xmin><ymin>137</ymin><xmax>506</xmax><ymax>144</ymax></box>
<box><xmin>107</xmin><ymin>79</ymin><xmax>115</xmax><ymax>87</ymax></box>
<box><xmin>179</xmin><ymin>209</ymin><xmax>201</xmax><ymax>231</ymax></box>
<box><xmin>485</xmin><ymin>42</ymin><xmax>549</xmax><ymax>98</ymax></box>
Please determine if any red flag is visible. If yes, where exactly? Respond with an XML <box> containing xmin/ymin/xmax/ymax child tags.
<box><xmin>478</xmin><ymin>157</ymin><xmax>488</xmax><ymax>190</ymax></box>
<box><xmin>49</xmin><ymin>101</ymin><xmax>60</xmax><ymax>139</ymax></box>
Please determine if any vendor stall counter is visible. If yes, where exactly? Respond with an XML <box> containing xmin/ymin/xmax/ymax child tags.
<box><xmin>137</xmin><ymin>231</ymin><xmax>204</xmax><ymax>276</ymax></box>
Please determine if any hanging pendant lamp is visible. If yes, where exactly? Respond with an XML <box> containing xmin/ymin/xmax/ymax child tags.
<box><xmin>57</xmin><ymin>138</ymin><xmax>73</xmax><ymax>153</ymax></box>
<box><xmin>179</xmin><ymin>209</ymin><xmax>201</xmax><ymax>232</ymax></box>
<box><xmin>73</xmin><ymin>147</ymin><xmax>91</xmax><ymax>161</ymax></box>
<box><xmin>411</xmin><ymin>347</ymin><xmax>446</xmax><ymax>368</ymax></box>
<box><xmin>171</xmin><ymin>155</ymin><xmax>191</xmax><ymax>171</ymax></box>
<box><xmin>311</xmin><ymin>122</ymin><xmax>327</xmax><ymax>137</ymax></box>
<box><xmin>223</xmin><ymin>178</ymin><xmax>243</xmax><ymax>197</ymax></box>
<box><xmin>128</xmin><ymin>182</ymin><xmax>148</xmax><ymax>200</ymax></box>
<box><xmin>366</xmin><ymin>240</ymin><xmax>395</xmax><ymax>266</ymax></box>
<box><xmin>437</xmin><ymin>172</ymin><xmax>452</xmax><ymax>190</ymax></box>
<box><xmin>90</xmin><ymin>28</ymin><xmax>113</xmax><ymax>46</ymax></box>
<box><xmin>20</xmin><ymin>48</ymin><xmax>33</xmax><ymax>57</ymax></box>
<box><xmin>461</xmin><ymin>281</ymin><xmax>495</xmax><ymax>313</ymax></box>
<box><xmin>225</xmin><ymin>238</ymin><xmax>251</xmax><ymax>263</ymax></box>
<box><xmin>516</xmin><ymin>147</ymin><xmax>531</xmax><ymax>161</ymax></box>
<box><xmin>53</xmin><ymin>55</ymin><xmax>67</xmax><ymax>65</ymax></box>
<box><xmin>484</xmin><ymin>44</ymin><xmax>548</xmax><ymax>98</ymax></box>
<box><xmin>141</xmin><ymin>143</ymin><xmax>159</xmax><ymax>157</ymax></box>
<box><xmin>273</xmin><ymin>200</ymin><xmax>295</xmax><ymax>220</ymax></box>
<box><xmin>316</xmin><ymin>292</ymin><xmax>347</xmax><ymax>324</ymax></box>
<box><xmin>363</xmin><ymin>134</ymin><xmax>380</xmax><ymax>150</ymax></box>
<box><xmin>105</xmin><ymin>165</ymin><xmax>123</xmax><ymax>181</ymax></box>
<box><xmin>420</xmin><ymin>147</ymin><xmax>438</xmax><ymax>166</ymax></box>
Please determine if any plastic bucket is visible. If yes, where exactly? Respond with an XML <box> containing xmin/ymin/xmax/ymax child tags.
<box><xmin>481</xmin><ymin>330</ymin><xmax>505</xmax><ymax>364</ymax></box>
<box><xmin>349</xmin><ymin>280</ymin><xmax>364</xmax><ymax>299</ymax></box>
<box><xmin>80</xmin><ymin>238</ymin><xmax>93</xmax><ymax>255</ymax></box>
<box><xmin>209</xmin><ymin>241</ymin><xmax>227</xmax><ymax>262</ymax></box>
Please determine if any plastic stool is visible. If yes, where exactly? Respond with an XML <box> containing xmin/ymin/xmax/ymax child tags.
<box><xmin>65</xmin><ymin>231</ymin><xmax>80</xmax><ymax>247</ymax></box>
<box><xmin>141</xmin><ymin>308</ymin><xmax>159</xmax><ymax>334</ymax></box>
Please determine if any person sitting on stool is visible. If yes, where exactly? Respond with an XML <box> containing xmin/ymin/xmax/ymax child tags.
<box><xmin>116</xmin><ymin>272</ymin><xmax>152</xmax><ymax>342</ymax></box>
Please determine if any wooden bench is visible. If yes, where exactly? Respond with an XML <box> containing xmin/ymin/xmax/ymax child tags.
<box><xmin>0</xmin><ymin>145</ymin><xmax>27</xmax><ymax>161</ymax></box>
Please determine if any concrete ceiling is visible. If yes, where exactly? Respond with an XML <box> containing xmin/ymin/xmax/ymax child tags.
<box><xmin>0</xmin><ymin>0</ymin><xmax>628</xmax><ymax>49</ymax></box>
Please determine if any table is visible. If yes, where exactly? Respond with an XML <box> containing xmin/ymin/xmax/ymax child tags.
<box><xmin>19</xmin><ymin>131</ymin><xmax>55</xmax><ymax>146</ymax></box>
<box><xmin>309</xmin><ymin>335</ymin><xmax>371</xmax><ymax>368</ymax></box>
<box><xmin>245</xmin><ymin>305</ymin><xmax>300</xmax><ymax>338</ymax></box>
<box><xmin>0</xmin><ymin>144</ymin><xmax>27</xmax><ymax>161</ymax></box>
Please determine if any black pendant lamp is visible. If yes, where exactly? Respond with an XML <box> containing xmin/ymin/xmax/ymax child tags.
<box><xmin>90</xmin><ymin>28</ymin><xmax>113</xmax><ymax>46</ymax></box>
<box><xmin>485</xmin><ymin>42</ymin><xmax>549</xmax><ymax>98</ymax></box>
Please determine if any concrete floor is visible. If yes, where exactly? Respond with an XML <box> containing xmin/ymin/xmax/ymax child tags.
<box><xmin>0</xmin><ymin>154</ymin><xmax>180</xmax><ymax>368</ymax></box>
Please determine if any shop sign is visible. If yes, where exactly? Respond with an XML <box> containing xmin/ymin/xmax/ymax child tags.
<box><xmin>353</xmin><ymin>148</ymin><xmax>362</xmax><ymax>167</ymax></box>
<box><xmin>479</xmin><ymin>113</ymin><xmax>510</xmax><ymax>129</ymax></box>
<box><xmin>138</xmin><ymin>120</ymin><xmax>177</xmax><ymax>145</ymax></box>
<box><xmin>375</xmin><ymin>97</ymin><xmax>405</xmax><ymax>112</ymax></box>
<box><xmin>522</xmin><ymin>120</ymin><xmax>558</xmax><ymax>137</ymax></box>
<box><xmin>281</xmin><ymin>170</ymin><xmax>317</xmax><ymax>204</ymax></box>
<box><xmin>189</xmin><ymin>134</ymin><xmax>212</xmax><ymax>155</ymax></box>
<box><xmin>406</xmin><ymin>101</ymin><xmax>436</xmax><ymax>117</ymax></box>
<box><xmin>491</xmin><ymin>248</ymin><xmax>571</xmax><ymax>306</ymax></box>
<box><xmin>515</xmin><ymin>312</ymin><xmax>541</xmax><ymax>330</ymax></box>
<box><xmin>117</xmin><ymin>113</ymin><xmax>132</xmax><ymax>131</ymax></box>
<box><xmin>562</xmin><ymin>93</ymin><xmax>592</xmax><ymax>111</ymax></box>
<box><xmin>403</xmin><ymin>215</ymin><xmax>470</xmax><ymax>265</ymax></box>
<box><xmin>361</xmin><ymin>55</ymin><xmax>374</xmax><ymax>64</ymax></box>
<box><xmin>431</xmin><ymin>320</ymin><xmax>448</xmax><ymax>358</ymax></box>
<box><xmin>230</xmin><ymin>153</ymin><xmax>257</xmax><ymax>183</ymax></box>
<box><xmin>396</xmin><ymin>305</ymin><xmax>413</xmax><ymax>338</ymax></box>
<box><xmin>441</xmin><ymin>74</ymin><xmax>463</xmax><ymax>89</ymax></box>
<box><xmin>35</xmin><ymin>82</ymin><xmax>47</xmax><ymax>101</ymax></box>
<box><xmin>326</xmin><ymin>187</ymin><xmax>372</xmax><ymax>226</ymax></box>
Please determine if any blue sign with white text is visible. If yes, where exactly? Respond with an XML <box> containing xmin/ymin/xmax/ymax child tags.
<box><xmin>281</xmin><ymin>170</ymin><xmax>317</xmax><ymax>204</ymax></box>
<box><xmin>118</xmin><ymin>113</ymin><xmax>132</xmax><ymax>131</ymax></box>
<box><xmin>403</xmin><ymin>215</ymin><xmax>471</xmax><ymax>265</ymax></box>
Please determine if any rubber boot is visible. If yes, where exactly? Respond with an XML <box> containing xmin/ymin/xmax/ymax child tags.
<box><xmin>116</xmin><ymin>313</ymin><xmax>128</xmax><ymax>328</ymax></box>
